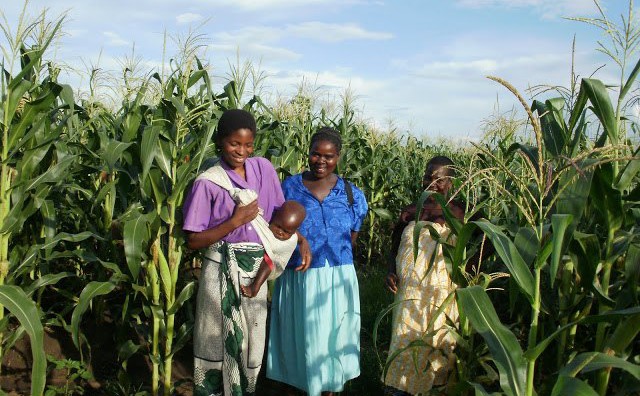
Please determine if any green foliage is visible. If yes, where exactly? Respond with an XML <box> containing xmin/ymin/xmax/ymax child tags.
<box><xmin>45</xmin><ymin>355</ymin><xmax>93</xmax><ymax>396</ymax></box>
<box><xmin>0</xmin><ymin>1</ymin><xmax>638</xmax><ymax>395</ymax></box>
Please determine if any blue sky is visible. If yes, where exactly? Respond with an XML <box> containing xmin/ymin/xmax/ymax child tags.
<box><xmin>1</xmin><ymin>0</ymin><xmax>632</xmax><ymax>141</ymax></box>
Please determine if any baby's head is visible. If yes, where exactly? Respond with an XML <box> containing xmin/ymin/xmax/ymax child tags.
<box><xmin>269</xmin><ymin>200</ymin><xmax>306</xmax><ymax>241</ymax></box>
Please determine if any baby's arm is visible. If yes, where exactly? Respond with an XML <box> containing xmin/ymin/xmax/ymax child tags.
<box><xmin>241</xmin><ymin>254</ymin><xmax>273</xmax><ymax>298</ymax></box>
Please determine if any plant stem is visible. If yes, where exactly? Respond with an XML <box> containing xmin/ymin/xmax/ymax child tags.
<box><xmin>557</xmin><ymin>261</ymin><xmax>572</xmax><ymax>369</ymax></box>
<box><xmin>594</xmin><ymin>227</ymin><xmax>615</xmax><ymax>395</ymax></box>
<box><xmin>149</xmin><ymin>247</ymin><xmax>161</xmax><ymax>396</ymax></box>
<box><xmin>163</xmin><ymin>312</ymin><xmax>175</xmax><ymax>396</ymax></box>
<box><xmin>163</xmin><ymin>211</ymin><xmax>177</xmax><ymax>396</ymax></box>
<box><xmin>526</xmin><ymin>266</ymin><xmax>542</xmax><ymax>396</ymax></box>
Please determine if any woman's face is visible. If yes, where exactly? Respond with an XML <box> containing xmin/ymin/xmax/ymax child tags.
<box><xmin>308</xmin><ymin>140</ymin><xmax>339</xmax><ymax>179</ymax></box>
<box><xmin>422</xmin><ymin>164</ymin><xmax>452</xmax><ymax>195</ymax></box>
<box><xmin>218</xmin><ymin>128</ymin><xmax>255</xmax><ymax>170</ymax></box>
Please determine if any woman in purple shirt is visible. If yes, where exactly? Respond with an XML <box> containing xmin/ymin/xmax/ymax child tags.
<box><xmin>182</xmin><ymin>109</ymin><xmax>310</xmax><ymax>395</ymax></box>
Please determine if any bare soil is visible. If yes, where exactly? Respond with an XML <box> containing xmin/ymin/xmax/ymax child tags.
<box><xmin>0</xmin><ymin>314</ymin><xmax>297</xmax><ymax>396</ymax></box>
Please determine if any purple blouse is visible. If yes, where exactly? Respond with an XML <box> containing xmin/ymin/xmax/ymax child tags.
<box><xmin>182</xmin><ymin>157</ymin><xmax>285</xmax><ymax>244</ymax></box>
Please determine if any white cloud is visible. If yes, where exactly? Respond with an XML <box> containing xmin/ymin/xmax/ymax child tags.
<box><xmin>215</xmin><ymin>0</ymin><xmax>361</xmax><ymax>12</ymax></box>
<box><xmin>213</xmin><ymin>23</ymin><xmax>392</xmax><ymax>45</ymax></box>
<box><xmin>103</xmin><ymin>31</ymin><xmax>129</xmax><ymax>47</ymax></box>
<box><xmin>454</xmin><ymin>0</ymin><xmax>601</xmax><ymax>19</ymax></box>
<box><xmin>288</xmin><ymin>22</ymin><xmax>393</xmax><ymax>42</ymax></box>
<box><xmin>176</xmin><ymin>13</ymin><xmax>204</xmax><ymax>24</ymax></box>
<box><xmin>214</xmin><ymin>27</ymin><xmax>284</xmax><ymax>44</ymax></box>
<box><xmin>209</xmin><ymin>43</ymin><xmax>302</xmax><ymax>62</ymax></box>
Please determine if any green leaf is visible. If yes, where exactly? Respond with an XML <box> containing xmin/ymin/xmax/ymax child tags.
<box><xmin>568</xmin><ymin>85</ymin><xmax>589</xmax><ymax>134</ymax></box>
<box><xmin>40</xmin><ymin>199</ymin><xmax>56</xmax><ymax>239</ymax></box>
<box><xmin>615</xmin><ymin>145</ymin><xmax>640</xmax><ymax>191</ymax></box>
<box><xmin>550</xmin><ymin>214</ymin><xmax>573</xmax><ymax>287</ymax></box>
<box><xmin>100</xmin><ymin>138</ymin><xmax>133</xmax><ymax>173</ymax></box>
<box><xmin>560</xmin><ymin>352</ymin><xmax>640</xmax><ymax>381</ymax></box>
<box><xmin>372</xmin><ymin>299</ymin><xmax>416</xmax><ymax>353</ymax></box>
<box><xmin>118</xmin><ymin>339</ymin><xmax>141</xmax><ymax>362</ymax></box>
<box><xmin>168</xmin><ymin>322</ymin><xmax>194</xmax><ymax>358</ymax></box>
<box><xmin>413</xmin><ymin>220</ymin><xmax>429</xmax><ymax>263</ymax></box>
<box><xmin>187</xmin><ymin>69</ymin><xmax>207</xmax><ymax>89</ymax></box>
<box><xmin>123</xmin><ymin>212</ymin><xmax>156</xmax><ymax>280</ymax></box>
<box><xmin>457</xmin><ymin>286</ymin><xmax>527</xmax><ymax>396</ymax></box>
<box><xmin>590</xmin><ymin>164</ymin><xmax>623</xmax><ymax>233</ymax></box>
<box><xmin>605</xmin><ymin>313</ymin><xmax>640</xmax><ymax>354</ymax></box>
<box><xmin>473</xmin><ymin>220</ymin><xmax>535</xmax><ymax>304</ymax></box>
<box><xmin>555</xmin><ymin>162</ymin><xmax>593</xmax><ymax>236</ymax></box>
<box><xmin>71</xmin><ymin>281</ymin><xmax>116</xmax><ymax>349</ymax></box>
<box><xmin>44</xmin><ymin>230</ymin><xmax>95</xmax><ymax>249</ymax></box>
<box><xmin>5</xmin><ymin>79</ymin><xmax>31</xmax><ymax>131</ymax></box>
<box><xmin>141</xmin><ymin>126</ymin><xmax>159</xmax><ymax>182</ymax></box>
<box><xmin>581</xmin><ymin>78</ymin><xmax>617</xmax><ymax>146</ymax></box>
<box><xmin>167</xmin><ymin>281</ymin><xmax>196</xmax><ymax>315</ymax></box>
<box><xmin>514</xmin><ymin>226</ymin><xmax>539</xmax><ymax>268</ymax></box>
<box><xmin>21</xmin><ymin>155</ymin><xmax>77</xmax><ymax>193</ymax></box>
<box><xmin>0</xmin><ymin>285</ymin><xmax>46</xmax><ymax>396</ymax></box>
<box><xmin>9</xmin><ymin>17</ymin><xmax>64</xmax><ymax>90</ymax></box>
<box><xmin>620</xmin><ymin>56</ymin><xmax>640</xmax><ymax>101</ymax></box>
<box><xmin>382</xmin><ymin>338</ymin><xmax>430</xmax><ymax>382</ymax></box>
<box><xmin>569</xmin><ymin>232</ymin><xmax>600</xmax><ymax>288</ymax></box>
<box><xmin>24</xmin><ymin>272</ymin><xmax>74</xmax><ymax>297</ymax></box>
<box><xmin>371</xmin><ymin>207</ymin><xmax>393</xmax><ymax>220</ymax></box>
<box><xmin>524</xmin><ymin>320</ymin><xmax>578</xmax><ymax>361</ymax></box>
<box><xmin>551</xmin><ymin>376</ymin><xmax>598</xmax><ymax>396</ymax></box>
<box><xmin>155</xmin><ymin>138</ymin><xmax>173</xmax><ymax>179</ymax></box>
<box><xmin>532</xmin><ymin>99</ymin><xmax>567</xmax><ymax>157</ymax></box>
<box><xmin>506</xmin><ymin>143</ymin><xmax>539</xmax><ymax>177</ymax></box>
<box><xmin>470</xmin><ymin>382</ymin><xmax>500</xmax><ymax>396</ymax></box>
<box><xmin>625</xmin><ymin>242</ymin><xmax>640</xmax><ymax>301</ymax></box>
<box><xmin>123</xmin><ymin>106</ymin><xmax>144</xmax><ymax>143</ymax></box>
<box><xmin>9</xmin><ymin>82</ymin><xmax>61</xmax><ymax>150</ymax></box>
<box><xmin>157</xmin><ymin>243</ymin><xmax>172</xmax><ymax>298</ymax></box>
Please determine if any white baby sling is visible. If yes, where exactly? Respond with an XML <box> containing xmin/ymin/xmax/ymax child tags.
<box><xmin>195</xmin><ymin>161</ymin><xmax>297</xmax><ymax>280</ymax></box>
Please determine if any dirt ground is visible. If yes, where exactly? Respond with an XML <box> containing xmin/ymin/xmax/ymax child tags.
<box><xmin>0</xmin><ymin>318</ymin><xmax>299</xmax><ymax>396</ymax></box>
<box><xmin>0</xmin><ymin>321</ymin><xmax>195</xmax><ymax>395</ymax></box>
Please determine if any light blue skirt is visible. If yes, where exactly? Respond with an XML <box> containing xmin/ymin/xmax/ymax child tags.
<box><xmin>267</xmin><ymin>263</ymin><xmax>361</xmax><ymax>395</ymax></box>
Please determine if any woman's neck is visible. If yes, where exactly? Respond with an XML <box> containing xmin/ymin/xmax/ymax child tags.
<box><xmin>303</xmin><ymin>171</ymin><xmax>336</xmax><ymax>184</ymax></box>
<box><xmin>222</xmin><ymin>158</ymin><xmax>246</xmax><ymax>180</ymax></box>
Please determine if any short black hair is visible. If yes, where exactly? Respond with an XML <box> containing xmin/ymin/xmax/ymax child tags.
<box><xmin>216</xmin><ymin>109</ymin><xmax>257</xmax><ymax>143</ymax></box>
<box><xmin>426</xmin><ymin>155</ymin><xmax>455</xmax><ymax>177</ymax></box>
<box><xmin>310</xmin><ymin>126</ymin><xmax>342</xmax><ymax>154</ymax></box>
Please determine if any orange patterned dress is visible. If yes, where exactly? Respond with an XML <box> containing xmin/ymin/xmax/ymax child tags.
<box><xmin>383</xmin><ymin>221</ymin><xmax>459</xmax><ymax>395</ymax></box>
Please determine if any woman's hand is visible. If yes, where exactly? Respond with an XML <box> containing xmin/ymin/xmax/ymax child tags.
<box><xmin>385</xmin><ymin>272</ymin><xmax>399</xmax><ymax>294</ymax></box>
<box><xmin>295</xmin><ymin>233</ymin><xmax>312</xmax><ymax>272</ymax></box>
<box><xmin>231</xmin><ymin>199</ymin><xmax>259</xmax><ymax>226</ymax></box>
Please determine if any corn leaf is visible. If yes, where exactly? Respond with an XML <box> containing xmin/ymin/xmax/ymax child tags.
<box><xmin>0</xmin><ymin>285</ymin><xmax>46</xmax><ymax>396</ymax></box>
<box><xmin>457</xmin><ymin>286</ymin><xmax>527</xmax><ymax>396</ymax></box>
<box><xmin>550</xmin><ymin>214</ymin><xmax>573</xmax><ymax>287</ymax></box>
<box><xmin>473</xmin><ymin>220</ymin><xmax>535</xmax><ymax>304</ymax></box>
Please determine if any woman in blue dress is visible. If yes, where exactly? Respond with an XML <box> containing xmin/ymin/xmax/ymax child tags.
<box><xmin>267</xmin><ymin>127</ymin><xmax>368</xmax><ymax>395</ymax></box>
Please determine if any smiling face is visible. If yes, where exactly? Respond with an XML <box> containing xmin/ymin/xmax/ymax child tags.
<box><xmin>308</xmin><ymin>140</ymin><xmax>339</xmax><ymax>180</ymax></box>
<box><xmin>218</xmin><ymin>128</ymin><xmax>255</xmax><ymax>171</ymax></box>
<box><xmin>422</xmin><ymin>164</ymin><xmax>453</xmax><ymax>196</ymax></box>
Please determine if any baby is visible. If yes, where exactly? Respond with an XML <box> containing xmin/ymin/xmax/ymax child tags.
<box><xmin>241</xmin><ymin>200</ymin><xmax>306</xmax><ymax>298</ymax></box>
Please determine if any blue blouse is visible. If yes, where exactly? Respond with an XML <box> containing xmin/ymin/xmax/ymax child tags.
<box><xmin>282</xmin><ymin>174</ymin><xmax>368</xmax><ymax>269</ymax></box>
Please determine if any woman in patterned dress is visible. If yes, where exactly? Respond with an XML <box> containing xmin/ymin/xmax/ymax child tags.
<box><xmin>267</xmin><ymin>127</ymin><xmax>368</xmax><ymax>396</ymax></box>
<box><xmin>182</xmin><ymin>109</ymin><xmax>310</xmax><ymax>395</ymax></box>
<box><xmin>383</xmin><ymin>156</ymin><xmax>464</xmax><ymax>396</ymax></box>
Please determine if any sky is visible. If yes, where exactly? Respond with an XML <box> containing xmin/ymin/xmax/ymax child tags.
<box><xmin>0</xmin><ymin>0</ymin><xmax>633</xmax><ymax>141</ymax></box>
